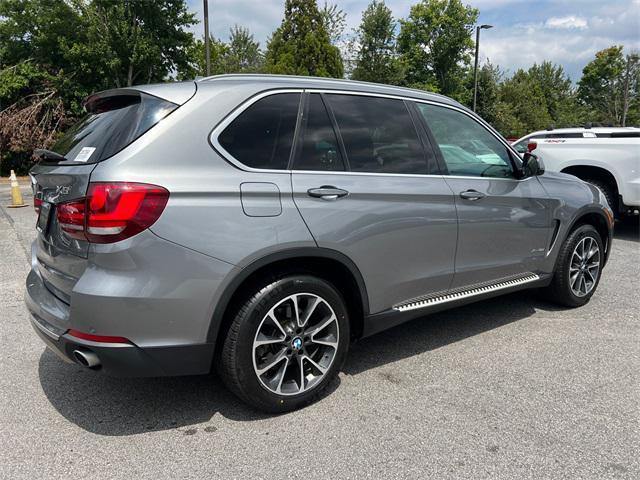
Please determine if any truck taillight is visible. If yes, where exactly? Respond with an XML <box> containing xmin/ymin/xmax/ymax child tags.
<box><xmin>56</xmin><ymin>182</ymin><xmax>169</xmax><ymax>244</ymax></box>
<box><xmin>527</xmin><ymin>141</ymin><xmax>537</xmax><ymax>152</ymax></box>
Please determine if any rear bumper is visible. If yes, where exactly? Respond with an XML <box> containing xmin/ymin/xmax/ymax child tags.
<box><xmin>25</xmin><ymin>268</ymin><xmax>215</xmax><ymax>377</ymax></box>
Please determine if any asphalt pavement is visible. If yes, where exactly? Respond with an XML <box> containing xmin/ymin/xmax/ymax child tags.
<box><xmin>1</xmin><ymin>180</ymin><xmax>638</xmax><ymax>479</ymax></box>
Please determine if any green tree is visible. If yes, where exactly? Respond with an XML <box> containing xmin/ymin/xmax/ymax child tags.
<box><xmin>528</xmin><ymin>61</ymin><xmax>583</xmax><ymax>127</ymax></box>
<box><xmin>178</xmin><ymin>35</ymin><xmax>230</xmax><ymax>79</ymax></box>
<box><xmin>498</xmin><ymin>69</ymin><xmax>553</xmax><ymax>137</ymax></box>
<box><xmin>0</xmin><ymin>0</ymin><xmax>198</xmax><ymax>175</ymax></box>
<box><xmin>225</xmin><ymin>25</ymin><xmax>264</xmax><ymax>73</ymax></box>
<box><xmin>351</xmin><ymin>0</ymin><xmax>404</xmax><ymax>85</ymax></box>
<box><xmin>398</xmin><ymin>0</ymin><xmax>478</xmax><ymax>97</ymax></box>
<box><xmin>319</xmin><ymin>1</ymin><xmax>347</xmax><ymax>45</ymax></box>
<box><xmin>577</xmin><ymin>46</ymin><xmax>640</xmax><ymax>126</ymax></box>
<box><xmin>72</xmin><ymin>0</ymin><xmax>197</xmax><ymax>88</ymax></box>
<box><xmin>472</xmin><ymin>61</ymin><xmax>501</xmax><ymax>125</ymax></box>
<box><xmin>0</xmin><ymin>0</ymin><xmax>84</xmax><ymax>174</ymax></box>
<box><xmin>265</xmin><ymin>0</ymin><xmax>343</xmax><ymax>78</ymax></box>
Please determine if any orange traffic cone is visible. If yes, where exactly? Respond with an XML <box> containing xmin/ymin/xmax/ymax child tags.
<box><xmin>7</xmin><ymin>170</ymin><xmax>27</xmax><ymax>208</ymax></box>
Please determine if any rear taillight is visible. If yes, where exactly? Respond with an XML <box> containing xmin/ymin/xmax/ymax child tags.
<box><xmin>34</xmin><ymin>196</ymin><xmax>43</xmax><ymax>214</ymax></box>
<box><xmin>527</xmin><ymin>141</ymin><xmax>537</xmax><ymax>152</ymax></box>
<box><xmin>57</xmin><ymin>200</ymin><xmax>86</xmax><ymax>240</ymax></box>
<box><xmin>56</xmin><ymin>182</ymin><xmax>169</xmax><ymax>244</ymax></box>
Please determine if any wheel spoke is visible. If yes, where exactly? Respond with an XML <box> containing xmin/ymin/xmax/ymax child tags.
<box><xmin>274</xmin><ymin>357</ymin><xmax>290</xmax><ymax>394</ymax></box>
<box><xmin>312</xmin><ymin>337</ymin><xmax>338</xmax><ymax>349</ymax></box>
<box><xmin>300</xmin><ymin>296</ymin><xmax>321</xmax><ymax>328</ymax></box>
<box><xmin>292</xmin><ymin>295</ymin><xmax>301</xmax><ymax>328</ymax></box>
<box><xmin>570</xmin><ymin>271</ymin><xmax>580</xmax><ymax>288</ymax></box>
<box><xmin>296</xmin><ymin>355</ymin><xmax>306</xmax><ymax>392</ymax></box>
<box><xmin>266</xmin><ymin>310</ymin><xmax>288</xmax><ymax>337</ymax></box>
<box><xmin>309</xmin><ymin>314</ymin><xmax>337</xmax><ymax>338</ymax></box>
<box><xmin>303</xmin><ymin>355</ymin><xmax>327</xmax><ymax>375</ymax></box>
<box><xmin>583</xmin><ymin>269</ymin><xmax>594</xmax><ymax>284</ymax></box>
<box><xmin>254</xmin><ymin>332</ymin><xmax>285</xmax><ymax>347</ymax></box>
<box><xmin>256</xmin><ymin>348</ymin><xmax>287</xmax><ymax>376</ymax></box>
<box><xmin>580</xmin><ymin>274</ymin><xmax>587</xmax><ymax>295</ymax></box>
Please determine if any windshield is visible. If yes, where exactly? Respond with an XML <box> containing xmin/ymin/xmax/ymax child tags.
<box><xmin>49</xmin><ymin>92</ymin><xmax>176</xmax><ymax>164</ymax></box>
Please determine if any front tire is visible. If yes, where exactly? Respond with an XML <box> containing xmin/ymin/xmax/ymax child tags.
<box><xmin>218</xmin><ymin>275</ymin><xmax>349</xmax><ymax>413</ymax></box>
<box><xmin>543</xmin><ymin>224</ymin><xmax>604</xmax><ymax>307</ymax></box>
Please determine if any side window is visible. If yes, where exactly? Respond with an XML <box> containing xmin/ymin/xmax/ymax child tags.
<box><xmin>218</xmin><ymin>93</ymin><xmax>300</xmax><ymax>169</ymax></box>
<box><xmin>417</xmin><ymin>103</ymin><xmax>514</xmax><ymax>179</ymax></box>
<box><xmin>296</xmin><ymin>94</ymin><xmax>345</xmax><ymax>171</ymax></box>
<box><xmin>325</xmin><ymin>94</ymin><xmax>428</xmax><ymax>174</ymax></box>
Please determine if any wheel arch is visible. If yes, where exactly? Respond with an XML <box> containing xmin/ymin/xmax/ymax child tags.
<box><xmin>564</xmin><ymin>207</ymin><xmax>612</xmax><ymax>264</ymax></box>
<box><xmin>561</xmin><ymin>165</ymin><xmax>619</xmax><ymax>195</ymax></box>
<box><xmin>207</xmin><ymin>247</ymin><xmax>370</xmax><ymax>353</ymax></box>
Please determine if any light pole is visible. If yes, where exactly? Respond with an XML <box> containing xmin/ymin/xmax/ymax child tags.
<box><xmin>473</xmin><ymin>24</ymin><xmax>493</xmax><ymax>112</ymax></box>
<box><xmin>203</xmin><ymin>0</ymin><xmax>211</xmax><ymax>76</ymax></box>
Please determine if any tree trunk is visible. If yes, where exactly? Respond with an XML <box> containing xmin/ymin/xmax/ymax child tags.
<box><xmin>622</xmin><ymin>55</ymin><xmax>632</xmax><ymax>127</ymax></box>
<box><xmin>127</xmin><ymin>63</ymin><xmax>134</xmax><ymax>87</ymax></box>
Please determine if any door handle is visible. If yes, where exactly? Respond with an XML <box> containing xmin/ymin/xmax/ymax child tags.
<box><xmin>459</xmin><ymin>189</ymin><xmax>486</xmax><ymax>201</ymax></box>
<box><xmin>307</xmin><ymin>186</ymin><xmax>349</xmax><ymax>201</ymax></box>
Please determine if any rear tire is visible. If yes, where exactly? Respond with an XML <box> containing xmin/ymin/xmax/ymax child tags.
<box><xmin>218</xmin><ymin>275</ymin><xmax>349</xmax><ymax>413</ymax></box>
<box><xmin>542</xmin><ymin>224</ymin><xmax>604</xmax><ymax>307</ymax></box>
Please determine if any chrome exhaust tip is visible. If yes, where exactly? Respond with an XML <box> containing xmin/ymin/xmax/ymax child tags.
<box><xmin>73</xmin><ymin>349</ymin><xmax>100</xmax><ymax>368</ymax></box>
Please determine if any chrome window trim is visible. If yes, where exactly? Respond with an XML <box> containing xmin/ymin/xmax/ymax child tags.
<box><xmin>210</xmin><ymin>88</ymin><xmax>304</xmax><ymax>173</ymax></box>
<box><xmin>210</xmin><ymin>87</ymin><xmax>527</xmax><ymax>180</ymax></box>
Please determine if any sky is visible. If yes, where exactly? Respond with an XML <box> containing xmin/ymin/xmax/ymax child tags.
<box><xmin>186</xmin><ymin>0</ymin><xmax>640</xmax><ymax>81</ymax></box>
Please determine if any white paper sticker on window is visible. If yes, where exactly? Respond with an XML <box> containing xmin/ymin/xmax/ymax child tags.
<box><xmin>74</xmin><ymin>147</ymin><xmax>96</xmax><ymax>162</ymax></box>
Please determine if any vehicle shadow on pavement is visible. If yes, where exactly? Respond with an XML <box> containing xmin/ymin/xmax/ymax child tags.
<box><xmin>343</xmin><ymin>291</ymin><xmax>562</xmax><ymax>376</ymax></box>
<box><xmin>37</xmin><ymin>350</ymin><xmax>286</xmax><ymax>434</ymax></box>
<box><xmin>613</xmin><ymin>217</ymin><xmax>639</xmax><ymax>243</ymax></box>
<box><xmin>37</xmin><ymin>290</ymin><xmax>560</xmax><ymax>435</ymax></box>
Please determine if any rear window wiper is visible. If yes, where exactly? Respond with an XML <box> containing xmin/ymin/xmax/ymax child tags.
<box><xmin>34</xmin><ymin>149</ymin><xmax>68</xmax><ymax>162</ymax></box>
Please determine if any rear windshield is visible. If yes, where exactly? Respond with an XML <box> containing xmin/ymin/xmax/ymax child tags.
<box><xmin>49</xmin><ymin>92</ymin><xmax>177</xmax><ymax>164</ymax></box>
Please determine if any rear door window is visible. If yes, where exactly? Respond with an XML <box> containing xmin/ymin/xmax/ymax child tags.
<box><xmin>295</xmin><ymin>94</ymin><xmax>345</xmax><ymax>171</ymax></box>
<box><xmin>218</xmin><ymin>93</ymin><xmax>301</xmax><ymax>170</ymax></box>
<box><xmin>50</xmin><ymin>92</ymin><xmax>177</xmax><ymax>164</ymax></box>
<box><xmin>325</xmin><ymin>94</ymin><xmax>428</xmax><ymax>174</ymax></box>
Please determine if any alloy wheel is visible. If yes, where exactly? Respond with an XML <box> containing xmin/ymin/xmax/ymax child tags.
<box><xmin>252</xmin><ymin>293</ymin><xmax>339</xmax><ymax>396</ymax></box>
<box><xmin>569</xmin><ymin>236</ymin><xmax>601</xmax><ymax>297</ymax></box>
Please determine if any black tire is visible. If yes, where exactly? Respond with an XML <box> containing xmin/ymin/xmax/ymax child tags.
<box><xmin>585</xmin><ymin>178</ymin><xmax>618</xmax><ymax>217</ymax></box>
<box><xmin>218</xmin><ymin>275</ymin><xmax>349</xmax><ymax>413</ymax></box>
<box><xmin>542</xmin><ymin>224</ymin><xmax>604</xmax><ymax>308</ymax></box>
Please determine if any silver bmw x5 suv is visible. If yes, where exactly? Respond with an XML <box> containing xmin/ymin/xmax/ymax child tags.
<box><xmin>26</xmin><ymin>75</ymin><xmax>614</xmax><ymax>412</ymax></box>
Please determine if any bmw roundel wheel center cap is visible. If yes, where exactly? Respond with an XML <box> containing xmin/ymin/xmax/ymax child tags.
<box><xmin>291</xmin><ymin>337</ymin><xmax>303</xmax><ymax>351</ymax></box>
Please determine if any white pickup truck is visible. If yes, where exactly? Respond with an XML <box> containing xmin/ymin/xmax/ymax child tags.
<box><xmin>512</xmin><ymin>128</ymin><xmax>640</xmax><ymax>217</ymax></box>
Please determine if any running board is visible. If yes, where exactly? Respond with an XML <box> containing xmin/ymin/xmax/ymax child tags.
<box><xmin>393</xmin><ymin>273</ymin><xmax>541</xmax><ymax>313</ymax></box>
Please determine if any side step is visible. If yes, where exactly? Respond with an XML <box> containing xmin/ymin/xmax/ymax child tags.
<box><xmin>393</xmin><ymin>273</ymin><xmax>540</xmax><ymax>313</ymax></box>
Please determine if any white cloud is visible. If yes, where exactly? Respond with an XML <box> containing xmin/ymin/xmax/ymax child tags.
<box><xmin>545</xmin><ymin>15</ymin><xmax>588</xmax><ymax>29</ymax></box>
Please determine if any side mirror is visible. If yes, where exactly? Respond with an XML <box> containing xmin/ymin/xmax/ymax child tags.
<box><xmin>521</xmin><ymin>152</ymin><xmax>545</xmax><ymax>178</ymax></box>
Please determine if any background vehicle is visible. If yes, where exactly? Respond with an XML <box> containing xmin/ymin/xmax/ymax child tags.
<box><xmin>512</xmin><ymin>126</ymin><xmax>640</xmax><ymax>153</ymax></box>
<box><xmin>520</xmin><ymin>134</ymin><xmax>640</xmax><ymax>217</ymax></box>
<box><xmin>25</xmin><ymin>75</ymin><xmax>613</xmax><ymax>412</ymax></box>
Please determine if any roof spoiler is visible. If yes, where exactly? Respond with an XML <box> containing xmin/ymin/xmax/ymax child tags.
<box><xmin>84</xmin><ymin>82</ymin><xmax>197</xmax><ymax>112</ymax></box>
